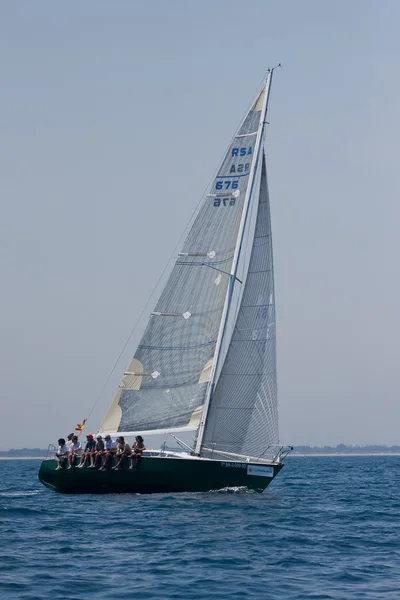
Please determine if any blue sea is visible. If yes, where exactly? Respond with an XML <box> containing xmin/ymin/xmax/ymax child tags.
<box><xmin>0</xmin><ymin>456</ymin><xmax>399</xmax><ymax>599</ymax></box>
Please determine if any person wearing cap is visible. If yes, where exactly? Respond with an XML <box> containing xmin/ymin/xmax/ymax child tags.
<box><xmin>88</xmin><ymin>435</ymin><xmax>105</xmax><ymax>469</ymax></box>
<box><xmin>112</xmin><ymin>437</ymin><xmax>131</xmax><ymax>470</ymax></box>
<box><xmin>66</xmin><ymin>433</ymin><xmax>74</xmax><ymax>449</ymax></box>
<box><xmin>77</xmin><ymin>434</ymin><xmax>96</xmax><ymax>468</ymax></box>
<box><xmin>99</xmin><ymin>435</ymin><xmax>116</xmax><ymax>471</ymax></box>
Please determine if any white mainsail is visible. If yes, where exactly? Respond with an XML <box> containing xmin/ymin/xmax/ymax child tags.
<box><xmin>99</xmin><ymin>71</ymin><xmax>279</xmax><ymax>458</ymax></box>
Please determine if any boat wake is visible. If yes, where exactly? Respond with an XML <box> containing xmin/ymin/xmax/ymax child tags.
<box><xmin>0</xmin><ymin>490</ymin><xmax>42</xmax><ymax>498</ymax></box>
<box><xmin>212</xmin><ymin>486</ymin><xmax>255</xmax><ymax>494</ymax></box>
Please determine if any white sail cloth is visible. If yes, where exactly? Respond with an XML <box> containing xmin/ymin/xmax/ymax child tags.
<box><xmin>99</xmin><ymin>88</ymin><xmax>267</xmax><ymax>437</ymax></box>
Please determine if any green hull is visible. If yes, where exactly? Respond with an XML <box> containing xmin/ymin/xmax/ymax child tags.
<box><xmin>38</xmin><ymin>456</ymin><xmax>283</xmax><ymax>494</ymax></box>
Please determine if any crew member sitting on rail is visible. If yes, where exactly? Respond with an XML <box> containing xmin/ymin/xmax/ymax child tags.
<box><xmin>99</xmin><ymin>435</ymin><xmax>115</xmax><ymax>471</ymax></box>
<box><xmin>88</xmin><ymin>435</ymin><xmax>105</xmax><ymax>469</ymax></box>
<box><xmin>77</xmin><ymin>434</ymin><xmax>96</xmax><ymax>468</ymax></box>
<box><xmin>55</xmin><ymin>438</ymin><xmax>70</xmax><ymax>470</ymax></box>
<box><xmin>113</xmin><ymin>437</ymin><xmax>131</xmax><ymax>470</ymax></box>
<box><xmin>67</xmin><ymin>435</ymin><xmax>81</xmax><ymax>469</ymax></box>
<box><xmin>130</xmin><ymin>436</ymin><xmax>146</xmax><ymax>470</ymax></box>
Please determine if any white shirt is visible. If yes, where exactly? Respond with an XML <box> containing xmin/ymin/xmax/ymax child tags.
<box><xmin>69</xmin><ymin>442</ymin><xmax>81</xmax><ymax>452</ymax></box>
<box><xmin>57</xmin><ymin>444</ymin><xmax>70</xmax><ymax>455</ymax></box>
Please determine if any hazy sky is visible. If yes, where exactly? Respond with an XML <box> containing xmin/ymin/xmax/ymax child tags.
<box><xmin>1</xmin><ymin>0</ymin><xmax>399</xmax><ymax>449</ymax></box>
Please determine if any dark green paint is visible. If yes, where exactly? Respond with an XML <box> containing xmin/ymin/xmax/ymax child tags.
<box><xmin>38</xmin><ymin>456</ymin><xmax>283</xmax><ymax>494</ymax></box>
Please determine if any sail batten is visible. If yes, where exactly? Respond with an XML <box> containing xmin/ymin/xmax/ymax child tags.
<box><xmin>99</xmin><ymin>425</ymin><xmax>197</xmax><ymax>438</ymax></box>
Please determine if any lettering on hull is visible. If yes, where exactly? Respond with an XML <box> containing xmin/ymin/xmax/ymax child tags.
<box><xmin>246</xmin><ymin>465</ymin><xmax>274</xmax><ymax>477</ymax></box>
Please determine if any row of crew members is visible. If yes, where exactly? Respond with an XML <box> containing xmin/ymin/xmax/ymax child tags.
<box><xmin>55</xmin><ymin>434</ymin><xmax>146</xmax><ymax>471</ymax></box>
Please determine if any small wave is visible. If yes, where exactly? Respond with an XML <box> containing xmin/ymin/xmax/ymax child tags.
<box><xmin>0</xmin><ymin>490</ymin><xmax>42</xmax><ymax>497</ymax></box>
<box><xmin>0</xmin><ymin>507</ymin><xmax>45</xmax><ymax>516</ymax></box>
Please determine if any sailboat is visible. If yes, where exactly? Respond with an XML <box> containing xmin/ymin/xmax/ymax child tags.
<box><xmin>39</xmin><ymin>67</ymin><xmax>292</xmax><ymax>494</ymax></box>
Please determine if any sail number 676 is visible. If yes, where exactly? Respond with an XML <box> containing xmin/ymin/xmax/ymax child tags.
<box><xmin>216</xmin><ymin>180</ymin><xmax>238</xmax><ymax>190</ymax></box>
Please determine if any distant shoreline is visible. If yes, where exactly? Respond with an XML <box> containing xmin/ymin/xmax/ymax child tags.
<box><xmin>291</xmin><ymin>453</ymin><xmax>400</xmax><ymax>457</ymax></box>
<box><xmin>1</xmin><ymin>453</ymin><xmax>400</xmax><ymax>460</ymax></box>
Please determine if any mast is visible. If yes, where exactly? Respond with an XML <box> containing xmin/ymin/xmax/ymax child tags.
<box><xmin>194</xmin><ymin>68</ymin><xmax>278</xmax><ymax>456</ymax></box>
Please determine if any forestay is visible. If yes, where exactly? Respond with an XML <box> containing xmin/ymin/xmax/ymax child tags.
<box><xmin>99</xmin><ymin>87</ymin><xmax>267</xmax><ymax>436</ymax></box>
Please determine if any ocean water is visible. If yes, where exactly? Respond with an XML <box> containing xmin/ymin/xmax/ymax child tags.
<box><xmin>0</xmin><ymin>456</ymin><xmax>399</xmax><ymax>600</ymax></box>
